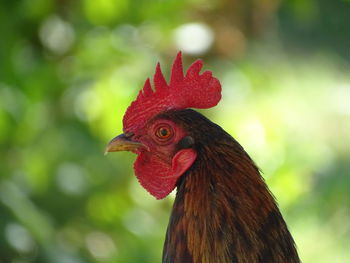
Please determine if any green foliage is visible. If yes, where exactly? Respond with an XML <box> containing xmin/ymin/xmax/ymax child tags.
<box><xmin>1</xmin><ymin>0</ymin><xmax>350</xmax><ymax>262</ymax></box>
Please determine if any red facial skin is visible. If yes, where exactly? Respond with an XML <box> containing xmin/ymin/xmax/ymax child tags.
<box><xmin>130</xmin><ymin>118</ymin><xmax>197</xmax><ymax>199</ymax></box>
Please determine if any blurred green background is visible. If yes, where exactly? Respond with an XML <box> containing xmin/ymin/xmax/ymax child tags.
<box><xmin>1</xmin><ymin>0</ymin><xmax>350</xmax><ymax>262</ymax></box>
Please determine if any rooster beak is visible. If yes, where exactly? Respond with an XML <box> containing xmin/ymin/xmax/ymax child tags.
<box><xmin>105</xmin><ymin>133</ymin><xmax>145</xmax><ymax>155</ymax></box>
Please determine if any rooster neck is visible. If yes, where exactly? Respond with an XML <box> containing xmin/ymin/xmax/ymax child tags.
<box><xmin>162</xmin><ymin>141</ymin><xmax>300</xmax><ymax>263</ymax></box>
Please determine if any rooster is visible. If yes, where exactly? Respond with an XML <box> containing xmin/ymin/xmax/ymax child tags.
<box><xmin>106</xmin><ymin>53</ymin><xmax>300</xmax><ymax>263</ymax></box>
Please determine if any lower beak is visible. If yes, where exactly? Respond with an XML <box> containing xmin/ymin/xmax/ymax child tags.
<box><xmin>105</xmin><ymin>134</ymin><xmax>145</xmax><ymax>155</ymax></box>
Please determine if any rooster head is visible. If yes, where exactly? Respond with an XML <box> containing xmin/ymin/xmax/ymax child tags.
<box><xmin>106</xmin><ymin>52</ymin><xmax>221</xmax><ymax>199</ymax></box>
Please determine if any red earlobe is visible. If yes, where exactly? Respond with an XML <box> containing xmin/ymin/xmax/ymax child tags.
<box><xmin>171</xmin><ymin>149</ymin><xmax>197</xmax><ymax>178</ymax></box>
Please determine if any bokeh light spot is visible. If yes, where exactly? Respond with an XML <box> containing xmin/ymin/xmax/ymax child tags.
<box><xmin>5</xmin><ymin>223</ymin><xmax>36</xmax><ymax>253</ymax></box>
<box><xmin>56</xmin><ymin>163</ymin><xmax>88</xmax><ymax>196</ymax></box>
<box><xmin>83</xmin><ymin>0</ymin><xmax>128</xmax><ymax>25</ymax></box>
<box><xmin>39</xmin><ymin>15</ymin><xmax>75</xmax><ymax>55</ymax></box>
<box><xmin>85</xmin><ymin>231</ymin><xmax>117</xmax><ymax>260</ymax></box>
<box><xmin>174</xmin><ymin>23</ymin><xmax>214</xmax><ymax>55</ymax></box>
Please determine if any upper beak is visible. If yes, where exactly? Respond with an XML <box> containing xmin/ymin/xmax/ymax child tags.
<box><xmin>105</xmin><ymin>133</ymin><xmax>145</xmax><ymax>155</ymax></box>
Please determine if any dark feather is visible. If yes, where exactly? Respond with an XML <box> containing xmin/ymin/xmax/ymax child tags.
<box><xmin>158</xmin><ymin>109</ymin><xmax>300</xmax><ymax>263</ymax></box>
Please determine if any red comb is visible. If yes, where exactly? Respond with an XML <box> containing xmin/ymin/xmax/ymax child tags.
<box><xmin>123</xmin><ymin>52</ymin><xmax>222</xmax><ymax>133</ymax></box>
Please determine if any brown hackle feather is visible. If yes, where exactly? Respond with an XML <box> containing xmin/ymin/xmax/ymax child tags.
<box><xmin>159</xmin><ymin>109</ymin><xmax>300</xmax><ymax>263</ymax></box>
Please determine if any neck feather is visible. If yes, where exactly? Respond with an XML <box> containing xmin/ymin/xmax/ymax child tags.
<box><xmin>162</xmin><ymin>139</ymin><xmax>300</xmax><ymax>263</ymax></box>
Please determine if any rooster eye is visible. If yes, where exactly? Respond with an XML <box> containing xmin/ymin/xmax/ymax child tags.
<box><xmin>155</xmin><ymin>126</ymin><xmax>173</xmax><ymax>140</ymax></box>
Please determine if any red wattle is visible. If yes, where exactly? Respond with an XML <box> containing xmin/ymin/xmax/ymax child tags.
<box><xmin>134</xmin><ymin>149</ymin><xmax>197</xmax><ymax>199</ymax></box>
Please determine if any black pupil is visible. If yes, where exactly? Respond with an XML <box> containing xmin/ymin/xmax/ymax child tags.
<box><xmin>160</xmin><ymin>128</ymin><xmax>168</xmax><ymax>137</ymax></box>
